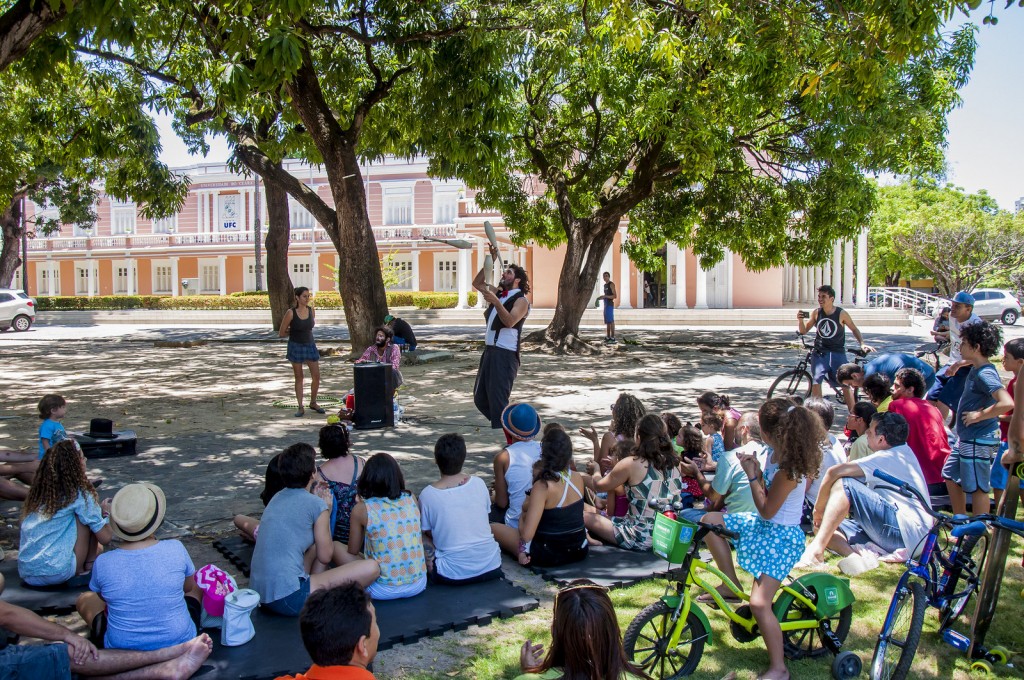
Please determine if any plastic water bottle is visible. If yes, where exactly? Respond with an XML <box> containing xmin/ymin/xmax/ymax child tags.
<box><xmin>393</xmin><ymin>401</ymin><xmax>400</xmax><ymax>424</ymax></box>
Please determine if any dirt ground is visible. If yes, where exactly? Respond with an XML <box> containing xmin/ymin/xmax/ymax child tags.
<box><xmin>0</xmin><ymin>326</ymin><xmax>925</xmax><ymax>676</ymax></box>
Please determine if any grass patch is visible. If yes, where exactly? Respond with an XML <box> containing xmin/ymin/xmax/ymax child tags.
<box><xmin>402</xmin><ymin>536</ymin><xmax>1024</xmax><ymax>679</ymax></box>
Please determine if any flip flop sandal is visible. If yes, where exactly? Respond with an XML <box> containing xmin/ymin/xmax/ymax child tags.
<box><xmin>294</xmin><ymin>408</ymin><xmax>305</xmax><ymax>417</ymax></box>
<box><xmin>308</xmin><ymin>405</ymin><xmax>327</xmax><ymax>414</ymax></box>
<box><xmin>695</xmin><ymin>592</ymin><xmax>741</xmax><ymax>609</ymax></box>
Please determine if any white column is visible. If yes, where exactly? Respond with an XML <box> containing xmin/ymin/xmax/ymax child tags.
<box><xmin>171</xmin><ymin>257</ymin><xmax>180</xmax><ymax>297</ymax></box>
<box><xmin>310</xmin><ymin>239</ymin><xmax>319</xmax><ymax>294</ymax></box>
<box><xmin>856</xmin><ymin>227</ymin><xmax>869</xmax><ymax>307</ymax></box>
<box><xmin>832</xmin><ymin>242</ymin><xmax>843</xmax><ymax>301</ymax></box>
<box><xmin>126</xmin><ymin>257</ymin><xmax>135</xmax><ymax>295</ymax></box>
<box><xmin>797</xmin><ymin>267</ymin><xmax>807</xmax><ymax>302</ymax></box>
<box><xmin>672</xmin><ymin>243</ymin><xmax>688</xmax><ymax>309</ymax></box>
<box><xmin>218</xmin><ymin>255</ymin><xmax>227</xmax><ymax>295</ymax></box>
<box><xmin>813</xmin><ymin>265</ymin><xmax>822</xmax><ymax>293</ymax></box>
<box><xmin>791</xmin><ymin>267</ymin><xmax>799</xmax><ymax>303</ymax></box>
<box><xmin>456</xmin><ymin>247</ymin><xmax>470</xmax><ymax>309</ymax></box>
<box><xmin>411</xmin><ymin>244</ymin><xmax>420</xmax><ymax>292</ymax></box>
<box><xmin>247</xmin><ymin>189</ymin><xmax>255</xmax><ymax>230</ymax></box>
<box><xmin>86</xmin><ymin>257</ymin><xmax>95</xmax><ymax>298</ymax></box>
<box><xmin>619</xmin><ymin>247</ymin><xmax>632</xmax><ymax>309</ymax></box>
<box><xmin>199</xmin><ymin>192</ymin><xmax>208</xmax><ymax>233</ymax></box>
<box><xmin>843</xmin><ymin>240</ymin><xmax>855</xmax><ymax>306</ymax></box>
<box><xmin>211</xmin><ymin>191</ymin><xmax>221</xmax><ymax>231</ymax></box>
<box><xmin>694</xmin><ymin>261</ymin><xmax>708</xmax><ymax>309</ymax></box>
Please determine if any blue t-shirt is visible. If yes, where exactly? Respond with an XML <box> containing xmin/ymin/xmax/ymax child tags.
<box><xmin>90</xmin><ymin>540</ymin><xmax>197</xmax><ymax>651</ymax></box>
<box><xmin>865</xmin><ymin>353</ymin><xmax>937</xmax><ymax>390</ymax></box>
<box><xmin>19</xmin><ymin>491</ymin><xmax>107</xmax><ymax>583</ymax></box>
<box><xmin>709</xmin><ymin>433</ymin><xmax>725</xmax><ymax>463</ymax></box>
<box><xmin>956</xmin><ymin>363</ymin><xmax>1005</xmax><ymax>443</ymax></box>
<box><xmin>38</xmin><ymin>419</ymin><xmax>67</xmax><ymax>458</ymax></box>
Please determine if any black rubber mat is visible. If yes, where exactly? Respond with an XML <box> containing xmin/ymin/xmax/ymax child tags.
<box><xmin>193</xmin><ymin>577</ymin><xmax>539</xmax><ymax>679</ymax></box>
<box><xmin>0</xmin><ymin>559</ymin><xmax>88</xmax><ymax>614</ymax></box>
<box><xmin>528</xmin><ymin>543</ymin><xmax>683</xmax><ymax>589</ymax></box>
<box><xmin>212</xmin><ymin>536</ymin><xmax>255</xmax><ymax>577</ymax></box>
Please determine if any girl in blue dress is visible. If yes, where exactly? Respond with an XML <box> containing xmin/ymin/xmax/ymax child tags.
<box><xmin>701</xmin><ymin>399</ymin><xmax>824</xmax><ymax>680</ymax></box>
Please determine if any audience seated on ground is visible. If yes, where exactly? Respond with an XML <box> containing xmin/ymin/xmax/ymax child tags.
<box><xmin>886</xmin><ymin>367</ymin><xmax>952</xmax><ymax>499</ymax></box>
<box><xmin>348</xmin><ymin>453</ymin><xmax>427</xmax><ymax>600</ymax></box>
<box><xmin>802</xmin><ymin>398</ymin><xmax>849</xmax><ymax>505</ymax></box>
<box><xmin>249</xmin><ymin>444</ymin><xmax>379</xmax><ymax>616</ymax></box>
<box><xmin>492</xmin><ymin>428</ymin><xmax>589</xmax><ymax>568</ymax></box>
<box><xmin>18</xmin><ymin>440</ymin><xmax>112</xmax><ymax>587</ymax></box>
<box><xmin>580</xmin><ymin>393</ymin><xmax>646</xmax><ymax>517</ymax></box>
<box><xmin>233</xmin><ymin>452</ymin><xmax>284</xmax><ymax>543</ymax></box>
<box><xmin>845</xmin><ymin>402</ymin><xmax>877</xmax><ymax>462</ymax></box>
<box><xmin>0</xmin><ymin>447</ymin><xmax>38</xmax><ymax>501</ymax></box>
<box><xmin>992</xmin><ymin>339</ymin><xmax>1024</xmax><ymax>507</ymax></box>
<box><xmin>584</xmin><ymin>413</ymin><xmax>683</xmax><ymax>552</ymax></box>
<box><xmin>673</xmin><ymin>423</ymin><xmax>705</xmax><ymax>507</ymax></box>
<box><xmin>76</xmin><ymin>483</ymin><xmax>202</xmax><ymax>652</ymax></box>
<box><xmin>277</xmin><ymin>583</ymin><xmax>380</xmax><ymax>680</ymax></box>
<box><xmin>420</xmin><ymin>433</ymin><xmax>503</xmax><ymax>585</ymax></box>
<box><xmin>0</xmin><ymin>584</ymin><xmax>214</xmax><ymax>680</ymax></box>
<box><xmin>312</xmin><ymin>424</ymin><xmax>365</xmax><ymax>565</ymax></box>
<box><xmin>699</xmin><ymin>400</ymin><xmax>824</xmax><ymax>680</ymax></box>
<box><xmin>491</xmin><ymin>403</ymin><xmax>543</xmax><ymax>527</ymax></box>
<box><xmin>862</xmin><ymin>373</ymin><xmax>893</xmax><ymax>413</ymax></box>
<box><xmin>699</xmin><ymin>411</ymin><xmax>726</xmax><ymax>473</ymax></box>
<box><xmin>697</xmin><ymin>391</ymin><xmax>743</xmax><ymax>451</ymax></box>
<box><xmin>679</xmin><ymin>412</ymin><xmax>768</xmax><ymax>523</ymax></box>
<box><xmin>514</xmin><ymin>579</ymin><xmax>649</xmax><ymax>680</ymax></box>
<box><xmin>798</xmin><ymin>412</ymin><xmax>933</xmax><ymax>576</ymax></box>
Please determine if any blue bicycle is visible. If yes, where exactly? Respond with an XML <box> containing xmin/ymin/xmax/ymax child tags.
<box><xmin>869</xmin><ymin>469</ymin><xmax>1024</xmax><ymax>680</ymax></box>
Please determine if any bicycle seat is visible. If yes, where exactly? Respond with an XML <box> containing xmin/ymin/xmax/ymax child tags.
<box><xmin>994</xmin><ymin>516</ymin><xmax>1024</xmax><ymax>536</ymax></box>
<box><xmin>848</xmin><ymin>348</ymin><xmax>869</xmax><ymax>358</ymax></box>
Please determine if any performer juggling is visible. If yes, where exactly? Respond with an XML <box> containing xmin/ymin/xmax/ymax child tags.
<box><xmin>473</xmin><ymin>243</ymin><xmax>531</xmax><ymax>430</ymax></box>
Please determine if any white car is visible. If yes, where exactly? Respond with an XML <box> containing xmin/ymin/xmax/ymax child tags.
<box><xmin>0</xmin><ymin>289</ymin><xmax>35</xmax><ymax>331</ymax></box>
<box><xmin>970</xmin><ymin>289</ymin><xmax>1021</xmax><ymax>325</ymax></box>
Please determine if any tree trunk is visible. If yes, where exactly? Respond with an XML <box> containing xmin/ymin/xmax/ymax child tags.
<box><xmin>263</xmin><ymin>178</ymin><xmax>293</xmax><ymax>330</ymax></box>
<box><xmin>0</xmin><ymin>0</ymin><xmax>71</xmax><ymax>72</ymax></box>
<box><xmin>530</xmin><ymin>218</ymin><xmax>618</xmax><ymax>353</ymax></box>
<box><xmin>0</xmin><ymin>197</ymin><xmax>24</xmax><ymax>289</ymax></box>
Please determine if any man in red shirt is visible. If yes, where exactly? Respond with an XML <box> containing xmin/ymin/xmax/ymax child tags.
<box><xmin>277</xmin><ymin>584</ymin><xmax>379</xmax><ymax>680</ymax></box>
<box><xmin>992</xmin><ymin>339</ymin><xmax>1024</xmax><ymax>507</ymax></box>
<box><xmin>887</xmin><ymin>367</ymin><xmax>951</xmax><ymax>498</ymax></box>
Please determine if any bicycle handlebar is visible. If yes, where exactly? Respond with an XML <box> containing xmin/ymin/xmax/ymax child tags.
<box><xmin>795</xmin><ymin>332</ymin><xmax>869</xmax><ymax>357</ymax></box>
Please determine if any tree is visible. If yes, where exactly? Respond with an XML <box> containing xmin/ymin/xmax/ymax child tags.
<box><xmin>875</xmin><ymin>180</ymin><xmax>1024</xmax><ymax>295</ymax></box>
<box><xmin>0</xmin><ymin>57</ymin><xmax>185</xmax><ymax>288</ymax></box>
<box><xmin>428</xmin><ymin>0</ymin><xmax>977</xmax><ymax>351</ymax></box>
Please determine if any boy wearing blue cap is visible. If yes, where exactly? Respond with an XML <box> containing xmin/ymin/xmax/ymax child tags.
<box><xmin>927</xmin><ymin>291</ymin><xmax>982</xmax><ymax>421</ymax></box>
<box><xmin>489</xmin><ymin>403</ymin><xmax>542</xmax><ymax>529</ymax></box>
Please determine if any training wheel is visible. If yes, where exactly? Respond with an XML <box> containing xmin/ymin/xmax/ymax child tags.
<box><xmin>988</xmin><ymin>646</ymin><xmax>1010</xmax><ymax>664</ymax></box>
<box><xmin>832</xmin><ymin>651</ymin><xmax>862</xmax><ymax>679</ymax></box>
<box><xmin>971</xmin><ymin>659</ymin><xmax>994</xmax><ymax>675</ymax></box>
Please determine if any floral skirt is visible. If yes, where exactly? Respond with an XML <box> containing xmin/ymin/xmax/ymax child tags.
<box><xmin>723</xmin><ymin>512</ymin><xmax>806</xmax><ymax>582</ymax></box>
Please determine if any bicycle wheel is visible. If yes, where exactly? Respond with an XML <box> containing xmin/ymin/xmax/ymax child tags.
<box><xmin>776</xmin><ymin>592</ymin><xmax>852</xmax><ymax>659</ymax></box>
<box><xmin>939</xmin><ymin>532</ymin><xmax>988</xmax><ymax>630</ymax></box>
<box><xmin>768</xmin><ymin>369</ymin><xmax>813</xmax><ymax>401</ymax></box>
<box><xmin>871</xmin><ymin>579</ymin><xmax>926</xmax><ymax>680</ymax></box>
<box><xmin>623</xmin><ymin>600</ymin><xmax>707</xmax><ymax>679</ymax></box>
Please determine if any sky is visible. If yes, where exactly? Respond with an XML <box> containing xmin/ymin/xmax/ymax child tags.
<box><xmin>154</xmin><ymin>9</ymin><xmax>1024</xmax><ymax>211</ymax></box>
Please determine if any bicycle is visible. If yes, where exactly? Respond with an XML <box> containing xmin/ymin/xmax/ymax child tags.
<box><xmin>868</xmin><ymin>469</ymin><xmax>1024</xmax><ymax>680</ymax></box>
<box><xmin>914</xmin><ymin>340</ymin><xmax>949</xmax><ymax>373</ymax></box>
<box><xmin>623</xmin><ymin>500</ymin><xmax>861</xmax><ymax>679</ymax></box>
<box><xmin>767</xmin><ymin>332</ymin><xmax>870</xmax><ymax>405</ymax></box>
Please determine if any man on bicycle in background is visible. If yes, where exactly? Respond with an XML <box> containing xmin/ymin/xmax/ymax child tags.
<box><xmin>797</xmin><ymin>285</ymin><xmax>874</xmax><ymax>411</ymax></box>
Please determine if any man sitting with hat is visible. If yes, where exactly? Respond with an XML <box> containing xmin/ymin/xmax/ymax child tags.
<box><xmin>490</xmin><ymin>404</ymin><xmax>542</xmax><ymax>529</ymax></box>
<box><xmin>927</xmin><ymin>290</ymin><xmax>982</xmax><ymax>421</ymax></box>
<box><xmin>384</xmin><ymin>314</ymin><xmax>416</xmax><ymax>352</ymax></box>
<box><xmin>76</xmin><ymin>483</ymin><xmax>204</xmax><ymax>652</ymax></box>
<box><xmin>277</xmin><ymin>583</ymin><xmax>380</xmax><ymax>679</ymax></box>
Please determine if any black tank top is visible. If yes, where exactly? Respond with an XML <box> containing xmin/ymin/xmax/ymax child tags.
<box><xmin>815</xmin><ymin>306</ymin><xmax>845</xmax><ymax>353</ymax></box>
<box><xmin>536</xmin><ymin>498</ymin><xmax>585</xmax><ymax>537</ymax></box>
<box><xmin>288</xmin><ymin>307</ymin><xmax>315</xmax><ymax>344</ymax></box>
<box><xmin>603</xmin><ymin>281</ymin><xmax>613</xmax><ymax>307</ymax></box>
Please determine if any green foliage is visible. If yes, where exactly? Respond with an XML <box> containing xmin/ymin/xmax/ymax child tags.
<box><xmin>34</xmin><ymin>291</ymin><xmax>462</xmax><ymax>310</ymax></box>
<box><xmin>868</xmin><ymin>179</ymin><xmax>1024</xmax><ymax>295</ymax></box>
<box><xmin>412</xmin><ymin>292</ymin><xmax>478</xmax><ymax>309</ymax></box>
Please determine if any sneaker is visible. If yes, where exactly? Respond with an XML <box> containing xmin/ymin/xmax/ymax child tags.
<box><xmin>837</xmin><ymin>553</ymin><xmax>878</xmax><ymax>577</ymax></box>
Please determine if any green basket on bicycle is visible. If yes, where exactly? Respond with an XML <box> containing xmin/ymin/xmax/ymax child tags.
<box><xmin>652</xmin><ymin>513</ymin><xmax>698</xmax><ymax>563</ymax></box>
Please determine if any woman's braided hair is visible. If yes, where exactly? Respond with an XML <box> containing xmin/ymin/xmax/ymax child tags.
<box><xmin>23</xmin><ymin>440</ymin><xmax>98</xmax><ymax>519</ymax></box>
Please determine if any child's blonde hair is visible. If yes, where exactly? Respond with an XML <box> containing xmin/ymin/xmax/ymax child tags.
<box><xmin>37</xmin><ymin>394</ymin><xmax>66</xmax><ymax>420</ymax></box>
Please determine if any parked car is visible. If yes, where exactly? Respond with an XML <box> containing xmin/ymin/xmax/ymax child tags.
<box><xmin>0</xmin><ymin>289</ymin><xmax>35</xmax><ymax>331</ymax></box>
<box><xmin>970</xmin><ymin>288</ymin><xmax>1021</xmax><ymax>325</ymax></box>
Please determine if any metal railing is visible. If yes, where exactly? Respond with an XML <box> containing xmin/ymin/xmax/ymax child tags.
<box><xmin>868</xmin><ymin>286</ymin><xmax>946</xmax><ymax>317</ymax></box>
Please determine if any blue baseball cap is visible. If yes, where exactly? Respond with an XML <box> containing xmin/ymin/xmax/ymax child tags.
<box><xmin>952</xmin><ymin>291</ymin><xmax>975</xmax><ymax>306</ymax></box>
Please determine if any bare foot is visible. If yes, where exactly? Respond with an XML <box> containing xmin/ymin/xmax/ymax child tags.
<box><xmin>165</xmin><ymin>634</ymin><xmax>213</xmax><ymax>678</ymax></box>
<box><xmin>720</xmin><ymin>674</ymin><xmax>738</xmax><ymax>680</ymax></box>
<box><xmin>756</xmin><ymin>669</ymin><xmax>790</xmax><ymax>680</ymax></box>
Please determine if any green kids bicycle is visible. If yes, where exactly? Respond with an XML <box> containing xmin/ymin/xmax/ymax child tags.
<box><xmin>623</xmin><ymin>502</ymin><xmax>862</xmax><ymax>679</ymax></box>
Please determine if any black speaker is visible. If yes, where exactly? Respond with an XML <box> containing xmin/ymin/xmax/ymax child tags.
<box><xmin>353</xmin><ymin>363</ymin><xmax>394</xmax><ymax>430</ymax></box>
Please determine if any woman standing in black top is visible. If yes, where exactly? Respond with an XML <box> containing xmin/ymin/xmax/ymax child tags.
<box><xmin>278</xmin><ymin>287</ymin><xmax>325</xmax><ymax>417</ymax></box>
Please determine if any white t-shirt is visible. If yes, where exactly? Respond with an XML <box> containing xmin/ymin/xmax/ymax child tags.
<box><xmin>854</xmin><ymin>444</ymin><xmax>934</xmax><ymax>555</ymax></box>
<box><xmin>949</xmin><ymin>312</ymin><xmax>981</xmax><ymax>362</ymax></box>
<box><xmin>419</xmin><ymin>476</ymin><xmax>502</xmax><ymax>580</ymax></box>
<box><xmin>485</xmin><ymin>288</ymin><xmax>527</xmax><ymax>350</ymax></box>
<box><xmin>503</xmin><ymin>440</ymin><xmax>542</xmax><ymax>528</ymax></box>
<box><xmin>806</xmin><ymin>435</ymin><xmax>848</xmax><ymax>504</ymax></box>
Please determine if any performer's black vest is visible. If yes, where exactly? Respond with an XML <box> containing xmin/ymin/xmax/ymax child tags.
<box><xmin>485</xmin><ymin>291</ymin><xmax>529</xmax><ymax>355</ymax></box>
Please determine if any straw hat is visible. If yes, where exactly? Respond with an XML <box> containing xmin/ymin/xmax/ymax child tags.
<box><xmin>109</xmin><ymin>483</ymin><xmax>166</xmax><ymax>542</ymax></box>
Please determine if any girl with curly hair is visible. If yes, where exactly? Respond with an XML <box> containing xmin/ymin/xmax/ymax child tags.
<box><xmin>580</xmin><ymin>393</ymin><xmax>646</xmax><ymax>517</ymax></box>
<box><xmin>700</xmin><ymin>398</ymin><xmax>824</xmax><ymax>680</ymax></box>
<box><xmin>18</xmin><ymin>440</ymin><xmax>112</xmax><ymax>586</ymax></box>
<box><xmin>584</xmin><ymin>413</ymin><xmax>683</xmax><ymax>552</ymax></box>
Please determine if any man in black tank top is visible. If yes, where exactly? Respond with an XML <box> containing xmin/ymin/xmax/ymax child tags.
<box><xmin>797</xmin><ymin>285</ymin><xmax>874</xmax><ymax>410</ymax></box>
<box><xmin>472</xmin><ymin>243</ymin><xmax>531</xmax><ymax>429</ymax></box>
